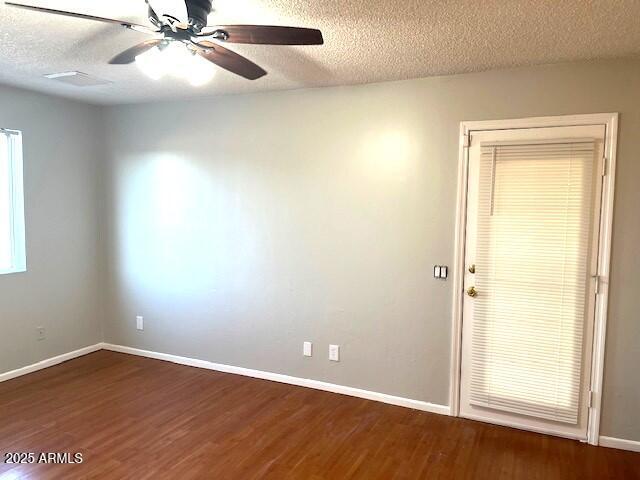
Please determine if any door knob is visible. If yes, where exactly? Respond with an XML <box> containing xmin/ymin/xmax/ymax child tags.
<box><xmin>466</xmin><ymin>286</ymin><xmax>478</xmax><ymax>298</ymax></box>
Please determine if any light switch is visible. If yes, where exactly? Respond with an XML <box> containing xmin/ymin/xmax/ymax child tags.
<box><xmin>434</xmin><ymin>265</ymin><xmax>448</xmax><ymax>280</ymax></box>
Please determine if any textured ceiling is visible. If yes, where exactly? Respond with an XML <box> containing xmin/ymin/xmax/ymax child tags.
<box><xmin>0</xmin><ymin>0</ymin><xmax>639</xmax><ymax>105</ymax></box>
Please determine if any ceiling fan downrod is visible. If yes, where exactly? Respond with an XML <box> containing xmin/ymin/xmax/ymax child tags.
<box><xmin>185</xmin><ymin>0</ymin><xmax>213</xmax><ymax>33</ymax></box>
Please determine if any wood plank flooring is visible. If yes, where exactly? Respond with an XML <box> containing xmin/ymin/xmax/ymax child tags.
<box><xmin>0</xmin><ymin>350</ymin><xmax>638</xmax><ymax>479</ymax></box>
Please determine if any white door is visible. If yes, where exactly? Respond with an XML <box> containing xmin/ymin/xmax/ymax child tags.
<box><xmin>459</xmin><ymin>125</ymin><xmax>606</xmax><ymax>440</ymax></box>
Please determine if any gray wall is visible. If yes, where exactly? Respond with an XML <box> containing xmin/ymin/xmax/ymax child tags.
<box><xmin>103</xmin><ymin>59</ymin><xmax>640</xmax><ymax>441</ymax></box>
<box><xmin>0</xmin><ymin>85</ymin><xmax>105</xmax><ymax>372</ymax></box>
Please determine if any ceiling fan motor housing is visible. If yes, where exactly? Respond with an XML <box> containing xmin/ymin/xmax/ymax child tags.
<box><xmin>186</xmin><ymin>0</ymin><xmax>213</xmax><ymax>31</ymax></box>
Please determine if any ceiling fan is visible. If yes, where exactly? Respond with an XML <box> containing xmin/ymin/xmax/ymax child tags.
<box><xmin>5</xmin><ymin>0</ymin><xmax>324</xmax><ymax>83</ymax></box>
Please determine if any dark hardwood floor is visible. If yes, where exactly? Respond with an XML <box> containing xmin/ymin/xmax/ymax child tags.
<box><xmin>0</xmin><ymin>351</ymin><xmax>638</xmax><ymax>479</ymax></box>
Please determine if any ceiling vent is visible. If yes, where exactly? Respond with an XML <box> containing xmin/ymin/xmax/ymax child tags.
<box><xmin>43</xmin><ymin>71</ymin><xmax>112</xmax><ymax>87</ymax></box>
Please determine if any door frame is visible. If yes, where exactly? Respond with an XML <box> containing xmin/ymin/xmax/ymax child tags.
<box><xmin>449</xmin><ymin>113</ymin><xmax>618</xmax><ymax>445</ymax></box>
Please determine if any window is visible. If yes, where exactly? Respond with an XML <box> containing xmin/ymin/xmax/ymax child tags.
<box><xmin>0</xmin><ymin>129</ymin><xmax>26</xmax><ymax>274</ymax></box>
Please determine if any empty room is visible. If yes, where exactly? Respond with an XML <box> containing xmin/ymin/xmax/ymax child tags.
<box><xmin>0</xmin><ymin>0</ymin><xmax>639</xmax><ymax>478</ymax></box>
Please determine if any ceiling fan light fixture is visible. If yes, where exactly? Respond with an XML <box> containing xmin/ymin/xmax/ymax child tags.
<box><xmin>135</xmin><ymin>46</ymin><xmax>167</xmax><ymax>80</ymax></box>
<box><xmin>135</xmin><ymin>41</ymin><xmax>216</xmax><ymax>86</ymax></box>
<box><xmin>187</xmin><ymin>55</ymin><xmax>216</xmax><ymax>87</ymax></box>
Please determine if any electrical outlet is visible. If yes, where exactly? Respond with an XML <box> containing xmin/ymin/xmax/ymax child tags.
<box><xmin>329</xmin><ymin>344</ymin><xmax>340</xmax><ymax>362</ymax></box>
<box><xmin>136</xmin><ymin>316</ymin><xmax>144</xmax><ymax>331</ymax></box>
<box><xmin>303</xmin><ymin>341</ymin><xmax>313</xmax><ymax>357</ymax></box>
<box><xmin>37</xmin><ymin>326</ymin><xmax>46</xmax><ymax>341</ymax></box>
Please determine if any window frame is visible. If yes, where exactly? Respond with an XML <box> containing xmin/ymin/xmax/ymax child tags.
<box><xmin>0</xmin><ymin>128</ymin><xmax>26</xmax><ymax>275</ymax></box>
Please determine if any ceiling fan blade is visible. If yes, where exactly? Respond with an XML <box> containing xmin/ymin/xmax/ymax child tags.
<box><xmin>109</xmin><ymin>39</ymin><xmax>164</xmax><ymax>65</ymax></box>
<box><xmin>196</xmin><ymin>41</ymin><xmax>266</xmax><ymax>80</ymax></box>
<box><xmin>5</xmin><ymin>2</ymin><xmax>158</xmax><ymax>34</ymax></box>
<box><xmin>208</xmin><ymin>25</ymin><xmax>324</xmax><ymax>45</ymax></box>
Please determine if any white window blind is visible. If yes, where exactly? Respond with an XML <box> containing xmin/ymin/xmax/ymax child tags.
<box><xmin>470</xmin><ymin>140</ymin><xmax>597</xmax><ymax>424</ymax></box>
<box><xmin>0</xmin><ymin>129</ymin><xmax>26</xmax><ymax>274</ymax></box>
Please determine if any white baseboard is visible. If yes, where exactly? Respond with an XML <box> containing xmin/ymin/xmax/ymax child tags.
<box><xmin>102</xmin><ymin>343</ymin><xmax>451</xmax><ymax>416</ymax></box>
<box><xmin>0</xmin><ymin>343</ymin><xmax>104</xmax><ymax>383</ymax></box>
<box><xmin>599</xmin><ymin>436</ymin><xmax>640</xmax><ymax>453</ymax></box>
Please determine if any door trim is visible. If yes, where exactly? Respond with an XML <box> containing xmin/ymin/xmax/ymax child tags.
<box><xmin>449</xmin><ymin>113</ymin><xmax>619</xmax><ymax>446</ymax></box>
